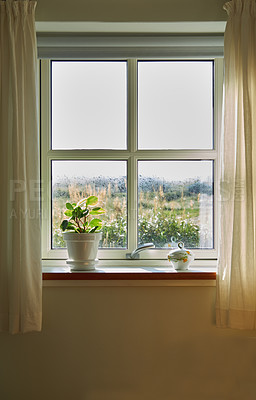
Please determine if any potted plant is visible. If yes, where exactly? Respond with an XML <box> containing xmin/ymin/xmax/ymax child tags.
<box><xmin>60</xmin><ymin>196</ymin><xmax>105</xmax><ymax>271</ymax></box>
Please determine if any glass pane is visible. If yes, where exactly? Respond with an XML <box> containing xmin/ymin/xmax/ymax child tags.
<box><xmin>51</xmin><ymin>61</ymin><xmax>127</xmax><ymax>150</ymax></box>
<box><xmin>138</xmin><ymin>61</ymin><xmax>213</xmax><ymax>149</ymax></box>
<box><xmin>138</xmin><ymin>161</ymin><xmax>213</xmax><ymax>248</ymax></box>
<box><xmin>52</xmin><ymin>161</ymin><xmax>127</xmax><ymax>248</ymax></box>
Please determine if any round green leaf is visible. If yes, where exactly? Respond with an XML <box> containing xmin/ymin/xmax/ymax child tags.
<box><xmin>89</xmin><ymin>218</ymin><xmax>102</xmax><ymax>227</ymax></box>
<box><xmin>64</xmin><ymin>210</ymin><xmax>72</xmax><ymax>217</ymax></box>
<box><xmin>66</xmin><ymin>202</ymin><xmax>73</xmax><ymax>210</ymax></box>
<box><xmin>90</xmin><ymin>207</ymin><xmax>105</xmax><ymax>215</ymax></box>
<box><xmin>86</xmin><ymin>196</ymin><xmax>98</xmax><ymax>206</ymax></box>
<box><xmin>60</xmin><ymin>219</ymin><xmax>69</xmax><ymax>231</ymax></box>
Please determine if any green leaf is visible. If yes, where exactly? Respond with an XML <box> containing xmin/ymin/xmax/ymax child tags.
<box><xmin>65</xmin><ymin>222</ymin><xmax>76</xmax><ymax>231</ymax></box>
<box><xmin>66</xmin><ymin>202</ymin><xmax>73</xmax><ymax>210</ymax></box>
<box><xmin>89</xmin><ymin>218</ymin><xmax>102</xmax><ymax>228</ymax></box>
<box><xmin>86</xmin><ymin>196</ymin><xmax>98</xmax><ymax>206</ymax></box>
<box><xmin>90</xmin><ymin>207</ymin><xmax>105</xmax><ymax>215</ymax></box>
<box><xmin>61</xmin><ymin>219</ymin><xmax>77</xmax><ymax>232</ymax></box>
<box><xmin>60</xmin><ymin>219</ymin><xmax>69</xmax><ymax>231</ymax></box>
<box><xmin>72</xmin><ymin>207</ymin><xmax>83</xmax><ymax>219</ymax></box>
<box><xmin>64</xmin><ymin>210</ymin><xmax>72</xmax><ymax>217</ymax></box>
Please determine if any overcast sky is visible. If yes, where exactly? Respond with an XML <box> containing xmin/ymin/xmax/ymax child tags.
<box><xmin>52</xmin><ymin>60</ymin><xmax>213</xmax><ymax>151</ymax></box>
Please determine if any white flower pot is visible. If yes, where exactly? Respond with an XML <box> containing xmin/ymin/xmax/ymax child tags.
<box><xmin>63</xmin><ymin>232</ymin><xmax>102</xmax><ymax>271</ymax></box>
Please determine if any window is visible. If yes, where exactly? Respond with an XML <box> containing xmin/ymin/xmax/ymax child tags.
<box><xmin>41</xmin><ymin>56</ymin><xmax>223</xmax><ymax>266</ymax></box>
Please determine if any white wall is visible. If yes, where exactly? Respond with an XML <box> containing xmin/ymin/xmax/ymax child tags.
<box><xmin>1</xmin><ymin>285</ymin><xmax>256</xmax><ymax>400</ymax></box>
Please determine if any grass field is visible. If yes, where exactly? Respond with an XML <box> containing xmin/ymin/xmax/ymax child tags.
<box><xmin>52</xmin><ymin>177</ymin><xmax>213</xmax><ymax>249</ymax></box>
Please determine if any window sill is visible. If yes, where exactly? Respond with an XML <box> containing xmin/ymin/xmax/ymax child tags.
<box><xmin>42</xmin><ymin>266</ymin><xmax>216</xmax><ymax>287</ymax></box>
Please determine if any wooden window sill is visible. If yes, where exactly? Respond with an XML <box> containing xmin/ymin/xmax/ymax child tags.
<box><xmin>42</xmin><ymin>267</ymin><xmax>216</xmax><ymax>281</ymax></box>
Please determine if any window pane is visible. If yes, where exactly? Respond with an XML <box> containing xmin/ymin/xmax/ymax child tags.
<box><xmin>138</xmin><ymin>61</ymin><xmax>213</xmax><ymax>149</ymax></box>
<box><xmin>52</xmin><ymin>161</ymin><xmax>127</xmax><ymax>248</ymax></box>
<box><xmin>138</xmin><ymin>161</ymin><xmax>213</xmax><ymax>248</ymax></box>
<box><xmin>51</xmin><ymin>61</ymin><xmax>127</xmax><ymax>150</ymax></box>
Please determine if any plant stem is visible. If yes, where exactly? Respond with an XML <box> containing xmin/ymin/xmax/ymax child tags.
<box><xmin>75</xmin><ymin>217</ymin><xmax>82</xmax><ymax>233</ymax></box>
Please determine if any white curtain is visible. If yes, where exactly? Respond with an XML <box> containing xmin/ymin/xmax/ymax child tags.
<box><xmin>216</xmin><ymin>0</ymin><xmax>256</xmax><ymax>329</ymax></box>
<box><xmin>0</xmin><ymin>0</ymin><xmax>42</xmax><ymax>333</ymax></box>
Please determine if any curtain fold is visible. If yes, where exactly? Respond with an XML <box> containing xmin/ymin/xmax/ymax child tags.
<box><xmin>216</xmin><ymin>0</ymin><xmax>256</xmax><ymax>329</ymax></box>
<box><xmin>0</xmin><ymin>0</ymin><xmax>42</xmax><ymax>333</ymax></box>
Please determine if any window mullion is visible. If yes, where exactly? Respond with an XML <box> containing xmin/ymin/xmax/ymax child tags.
<box><xmin>127</xmin><ymin>59</ymin><xmax>137</xmax><ymax>152</ymax></box>
<box><xmin>127</xmin><ymin>59</ymin><xmax>138</xmax><ymax>252</ymax></box>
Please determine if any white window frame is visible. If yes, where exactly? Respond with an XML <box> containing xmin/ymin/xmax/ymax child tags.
<box><xmin>40</xmin><ymin>37</ymin><xmax>223</xmax><ymax>268</ymax></box>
